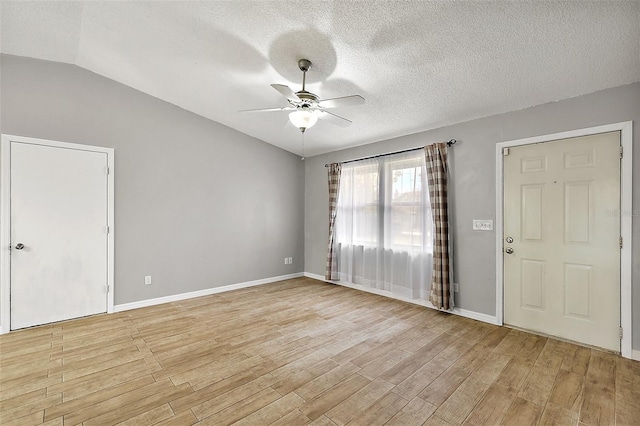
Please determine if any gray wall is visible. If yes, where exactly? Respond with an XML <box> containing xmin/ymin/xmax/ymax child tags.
<box><xmin>0</xmin><ymin>55</ymin><xmax>304</xmax><ymax>318</ymax></box>
<box><xmin>305</xmin><ymin>82</ymin><xmax>639</xmax><ymax>349</ymax></box>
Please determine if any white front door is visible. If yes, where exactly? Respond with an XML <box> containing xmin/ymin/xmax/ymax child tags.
<box><xmin>503</xmin><ymin>131</ymin><xmax>621</xmax><ymax>351</ymax></box>
<box><xmin>10</xmin><ymin>141</ymin><xmax>109</xmax><ymax>330</ymax></box>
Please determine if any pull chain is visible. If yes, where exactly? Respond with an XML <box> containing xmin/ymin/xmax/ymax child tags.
<box><xmin>301</xmin><ymin>131</ymin><xmax>305</xmax><ymax>160</ymax></box>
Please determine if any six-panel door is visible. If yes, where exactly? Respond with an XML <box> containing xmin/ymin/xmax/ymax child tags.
<box><xmin>503</xmin><ymin>132</ymin><xmax>621</xmax><ymax>351</ymax></box>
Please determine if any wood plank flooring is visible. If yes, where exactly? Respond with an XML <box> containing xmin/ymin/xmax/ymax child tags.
<box><xmin>1</xmin><ymin>277</ymin><xmax>638</xmax><ymax>425</ymax></box>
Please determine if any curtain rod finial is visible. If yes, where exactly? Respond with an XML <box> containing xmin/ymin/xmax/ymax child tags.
<box><xmin>446</xmin><ymin>139</ymin><xmax>457</xmax><ymax>147</ymax></box>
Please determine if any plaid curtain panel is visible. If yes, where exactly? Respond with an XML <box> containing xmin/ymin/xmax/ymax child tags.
<box><xmin>325</xmin><ymin>163</ymin><xmax>342</xmax><ymax>280</ymax></box>
<box><xmin>425</xmin><ymin>143</ymin><xmax>452</xmax><ymax>310</ymax></box>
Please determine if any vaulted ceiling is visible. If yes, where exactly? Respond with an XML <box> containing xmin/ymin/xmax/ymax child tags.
<box><xmin>1</xmin><ymin>1</ymin><xmax>639</xmax><ymax>156</ymax></box>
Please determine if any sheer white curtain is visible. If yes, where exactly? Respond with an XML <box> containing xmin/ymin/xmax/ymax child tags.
<box><xmin>333</xmin><ymin>150</ymin><xmax>433</xmax><ymax>301</ymax></box>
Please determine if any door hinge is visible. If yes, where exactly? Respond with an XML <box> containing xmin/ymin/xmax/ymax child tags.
<box><xmin>620</xmin><ymin>146</ymin><xmax>623</xmax><ymax>159</ymax></box>
<box><xmin>503</xmin><ymin>147</ymin><xmax>510</xmax><ymax>156</ymax></box>
<box><xmin>106</xmin><ymin>167</ymin><xmax>110</xmax><ymax>175</ymax></box>
<box><xmin>620</xmin><ymin>236</ymin><xmax>623</xmax><ymax>249</ymax></box>
<box><xmin>106</xmin><ymin>226</ymin><xmax>110</xmax><ymax>234</ymax></box>
<box><xmin>106</xmin><ymin>285</ymin><xmax>110</xmax><ymax>293</ymax></box>
<box><xmin>619</xmin><ymin>327</ymin><xmax>623</xmax><ymax>339</ymax></box>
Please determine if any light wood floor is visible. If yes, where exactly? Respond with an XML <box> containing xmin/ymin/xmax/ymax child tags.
<box><xmin>1</xmin><ymin>278</ymin><xmax>638</xmax><ymax>426</ymax></box>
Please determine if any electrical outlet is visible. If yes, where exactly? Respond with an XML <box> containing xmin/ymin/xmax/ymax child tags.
<box><xmin>145</xmin><ymin>275</ymin><xmax>152</xmax><ymax>285</ymax></box>
<box><xmin>454</xmin><ymin>282</ymin><xmax>460</xmax><ymax>292</ymax></box>
<box><xmin>284</xmin><ymin>257</ymin><xmax>289</xmax><ymax>265</ymax></box>
<box><xmin>288</xmin><ymin>257</ymin><xmax>293</xmax><ymax>264</ymax></box>
<box><xmin>472</xmin><ymin>220</ymin><xmax>493</xmax><ymax>231</ymax></box>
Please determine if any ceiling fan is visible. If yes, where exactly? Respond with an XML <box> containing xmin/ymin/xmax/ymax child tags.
<box><xmin>241</xmin><ymin>59</ymin><xmax>365</xmax><ymax>133</ymax></box>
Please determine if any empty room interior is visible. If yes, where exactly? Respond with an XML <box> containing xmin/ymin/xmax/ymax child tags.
<box><xmin>1</xmin><ymin>1</ymin><xmax>639</xmax><ymax>425</ymax></box>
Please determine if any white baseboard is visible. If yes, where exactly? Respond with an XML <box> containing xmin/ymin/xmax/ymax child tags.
<box><xmin>633</xmin><ymin>349</ymin><xmax>640</xmax><ymax>361</ymax></box>
<box><xmin>303</xmin><ymin>272</ymin><xmax>499</xmax><ymax>326</ymax></box>
<box><xmin>453</xmin><ymin>307</ymin><xmax>500</xmax><ymax>325</ymax></box>
<box><xmin>304</xmin><ymin>272</ymin><xmax>328</xmax><ymax>281</ymax></box>
<box><xmin>114</xmin><ymin>272</ymin><xmax>304</xmax><ymax>312</ymax></box>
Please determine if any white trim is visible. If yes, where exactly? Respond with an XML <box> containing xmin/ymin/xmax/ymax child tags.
<box><xmin>619</xmin><ymin>122</ymin><xmax>633</xmax><ymax>360</ymax></box>
<box><xmin>495</xmin><ymin>139</ymin><xmax>505</xmax><ymax>327</ymax></box>
<box><xmin>633</xmin><ymin>349</ymin><xmax>640</xmax><ymax>362</ymax></box>
<box><xmin>114</xmin><ymin>273</ymin><xmax>304</xmax><ymax>312</ymax></box>
<box><xmin>0</xmin><ymin>134</ymin><xmax>115</xmax><ymax>334</ymax></box>
<box><xmin>1</xmin><ymin>138</ymin><xmax>11</xmax><ymax>334</ymax></box>
<box><xmin>454</xmin><ymin>307</ymin><xmax>499</xmax><ymax>325</ymax></box>
<box><xmin>303</xmin><ymin>272</ymin><xmax>327</xmax><ymax>281</ymax></box>
<box><xmin>495</xmin><ymin>122</ymin><xmax>633</xmax><ymax>359</ymax></box>
<box><xmin>106</xmin><ymin>145</ymin><xmax>115</xmax><ymax>315</ymax></box>
<box><xmin>304</xmin><ymin>272</ymin><xmax>499</xmax><ymax>325</ymax></box>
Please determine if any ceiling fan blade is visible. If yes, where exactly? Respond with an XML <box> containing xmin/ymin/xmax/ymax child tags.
<box><xmin>319</xmin><ymin>110</ymin><xmax>352</xmax><ymax>127</ymax></box>
<box><xmin>271</xmin><ymin>84</ymin><xmax>301</xmax><ymax>101</ymax></box>
<box><xmin>239</xmin><ymin>106</ymin><xmax>296</xmax><ymax>113</ymax></box>
<box><xmin>318</xmin><ymin>94</ymin><xmax>365</xmax><ymax>109</ymax></box>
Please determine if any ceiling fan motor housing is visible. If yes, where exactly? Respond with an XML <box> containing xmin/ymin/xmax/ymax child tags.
<box><xmin>294</xmin><ymin>90</ymin><xmax>319</xmax><ymax>108</ymax></box>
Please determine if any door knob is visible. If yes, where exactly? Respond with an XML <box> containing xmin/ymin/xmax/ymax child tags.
<box><xmin>14</xmin><ymin>243</ymin><xmax>25</xmax><ymax>250</ymax></box>
<box><xmin>505</xmin><ymin>247</ymin><xmax>514</xmax><ymax>254</ymax></box>
<box><xmin>506</xmin><ymin>237</ymin><xmax>514</xmax><ymax>243</ymax></box>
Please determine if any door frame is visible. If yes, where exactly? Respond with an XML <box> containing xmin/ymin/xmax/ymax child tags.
<box><xmin>495</xmin><ymin>121</ymin><xmax>633</xmax><ymax>359</ymax></box>
<box><xmin>0</xmin><ymin>134</ymin><xmax>115</xmax><ymax>334</ymax></box>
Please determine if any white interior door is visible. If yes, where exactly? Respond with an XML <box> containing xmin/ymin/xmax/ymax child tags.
<box><xmin>10</xmin><ymin>141</ymin><xmax>109</xmax><ymax>330</ymax></box>
<box><xmin>503</xmin><ymin>131</ymin><xmax>621</xmax><ymax>351</ymax></box>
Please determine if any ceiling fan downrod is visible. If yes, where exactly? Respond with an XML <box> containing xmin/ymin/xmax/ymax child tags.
<box><xmin>298</xmin><ymin>59</ymin><xmax>312</xmax><ymax>92</ymax></box>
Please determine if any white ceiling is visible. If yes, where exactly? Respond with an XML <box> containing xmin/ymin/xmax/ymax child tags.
<box><xmin>1</xmin><ymin>1</ymin><xmax>639</xmax><ymax>157</ymax></box>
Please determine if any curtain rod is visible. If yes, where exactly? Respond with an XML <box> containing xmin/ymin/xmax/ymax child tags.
<box><xmin>324</xmin><ymin>139</ymin><xmax>457</xmax><ymax>167</ymax></box>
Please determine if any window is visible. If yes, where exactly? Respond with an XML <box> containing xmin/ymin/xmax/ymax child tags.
<box><xmin>333</xmin><ymin>149</ymin><xmax>433</xmax><ymax>300</ymax></box>
<box><xmin>337</xmin><ymin>163</ymin><xmax>379</xmax><ymax>246</ymax></box>
<box><xmin>387</xmin><ymin>158</ymin><xmax>431</xmax><ymax>249</ymax></box>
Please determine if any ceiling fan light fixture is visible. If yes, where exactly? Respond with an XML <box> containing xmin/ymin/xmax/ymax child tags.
<box><xmin>289</xmin><ymin>109</ymin><xmax>318</xmax><ymax>132</ymax></box>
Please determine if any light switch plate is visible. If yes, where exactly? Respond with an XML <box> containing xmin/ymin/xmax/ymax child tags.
<box><xmin>473</xmin><ymin>220</ymin><xmax>493</xmax><ymax>231</ymax></box>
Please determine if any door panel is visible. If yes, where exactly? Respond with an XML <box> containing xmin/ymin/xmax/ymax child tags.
<box><xmin>521</xmin><ymin>259</ymin><xmax>545</xmax><ymax>309</ymax></box>
<box><xmin>564</xmin><ymin>264</ymin><xmax>591</xmax><ymax>318</ymax></box>
<box><xmin>564</xmin><ymin>181</ymin><xmax>592</xmax><ymax>243</ymax></box>
<box><xmin>504</xmin><ymin>132</ymin><xmax>620</xmax><ymax>352</ymax></box>
<box><xmin>10</xmin><ymin>142</ymin><xmax>108</xmax><ymax>330</ymax></box>
<box><xmin>522</xmin><ymin>185</ymin><xmax>543</xmax><ymax>240</ymax></box>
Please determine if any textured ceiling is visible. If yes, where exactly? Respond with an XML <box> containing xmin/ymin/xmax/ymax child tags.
<box><xmin>1</xmin><ymin>1</ymin><xmax>639</xmax><ymax>157</ymax></box>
